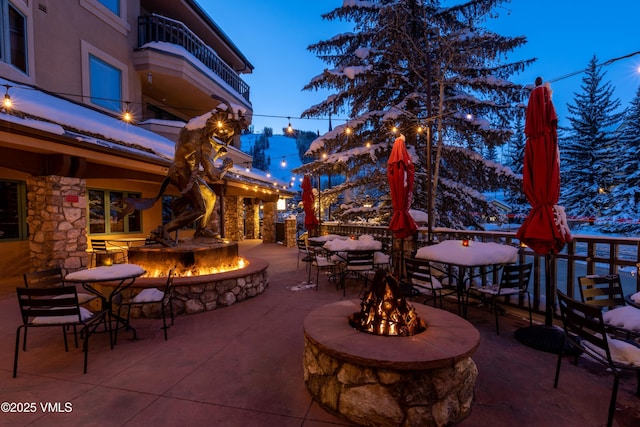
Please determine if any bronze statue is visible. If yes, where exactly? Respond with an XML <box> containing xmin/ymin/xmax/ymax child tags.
<box><xmin>120</xmin><ymin>104</ymin><xmax>243</xmax><ymax>246</ymax></box>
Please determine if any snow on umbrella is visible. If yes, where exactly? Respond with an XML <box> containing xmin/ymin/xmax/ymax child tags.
<box><xmin>302</xmin><ymin>175</ymin><xmax>319</xmax><ymax>231</ymax></box>
<box><xmin>387</xmin><ymin>134</ymin><xmax>418</xmax><ymax>276</ymax></box>
<box><xmin>515</xmin><ymin>81</ymin><xmax>572</xmax><ymax>353</ymax></box>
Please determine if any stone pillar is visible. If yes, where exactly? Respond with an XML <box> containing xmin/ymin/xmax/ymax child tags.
<box><xmin>26</xmin><ymin>176</ymin><xmax>88</xmax><ymax>272</ymax></box>
<box><xmin>262</xmin><ymin>201</ymin><xmax>277</xmax><ymax>243</ymax></box>
<box><xmin>245</xmin><ymin>199</ymin><xmax>259</xmax><ymax>239</ymax></box>
<box><xmin>284</xmin><ymin>218</ymin><xmax>297</xmax><ymax>247</ymax></box>
<box><xmin>223</xmin><ymin>195</ymin><xmax>244</xmax><ymax>241</ymax></box>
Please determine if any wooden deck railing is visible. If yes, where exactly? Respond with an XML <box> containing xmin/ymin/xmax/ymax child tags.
<box><xmin>320</xmin><ymin>224</ymin><xmax>640</xmax><ymax>314</ymax></box>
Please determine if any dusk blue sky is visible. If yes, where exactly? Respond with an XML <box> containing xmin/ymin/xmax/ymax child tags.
<box><xmin>206</xmin><ymin>1</ymin><xmax>640</xmax><ymax>134</ymax></box>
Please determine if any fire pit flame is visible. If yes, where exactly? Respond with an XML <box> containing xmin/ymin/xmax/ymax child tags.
<box><xmin>349</xmin><ymin>270</ymin><xmax>426</xmax><ymax>336</ymax></box>
<box><xmin>141</xmin><ymin>257</ymin><xmax>247</xmax><ymax>278</ymax></box>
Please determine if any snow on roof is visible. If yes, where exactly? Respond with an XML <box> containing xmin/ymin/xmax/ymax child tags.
<box><xmin>0</xmin><ymin>77</ymin><xmax>175</xmax><ymax>160</ymax></box>
<box><xmin>0</xmin><ymin>77</ymin><xmax>293</xmax><ymax>193</ymax></box>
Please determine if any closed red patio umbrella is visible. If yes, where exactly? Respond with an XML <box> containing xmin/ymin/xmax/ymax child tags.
<box><xmin>388</xmin><ymin>134</ymin><xmax>418</xmax><ymax>276</ymax></box>
<box><xmin>515</xmin><ymin>79</ymin><xmax>572</xmax><ymax>353</ymax></box>
<box><xmin>302</xmin><ymin>175</ymin><xmax>319</xmax><ymax>231</ymax></box>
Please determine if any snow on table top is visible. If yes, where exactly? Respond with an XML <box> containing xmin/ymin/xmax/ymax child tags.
<box><xmin>415</xmin><ymin>240</ymin><xmax>518</xmax><ymax>266</ymax></box>
<box><xmin>323</xmin><ymin>234</ymin><xmax>382</xmax><ymax>252</ymax></box>
<box><xmin>64</xmin><ymin>264</ymin><xmax>146</xmax><ymax>282</ymax></box>
<box><xmin>308</xmin><ymin>234</ymin><xmax>350</xmax><ymax>243</ymax></box>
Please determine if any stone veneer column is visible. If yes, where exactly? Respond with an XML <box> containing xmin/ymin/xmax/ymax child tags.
<box><xmin>245</xmin><ymin>200</ymin><xmax>259</xmax><ymax>239</ymax></box>
<box><xmin>223</xmin><ymin>195</ymin><xmax>245</xmax><ymax>241</ymax></box>
<box><xmin>284</xmin><ymin>218</ymin><xmax>297</xmax><ymax>247</ymax></box>
<box><xmin>26</xmin><ymin>175</ymin><xmax>88</xmax><ymax>272</ymax></box>
<box><xmin>262</xmin><ymin>201</ymin><xmax>276</xmax><ymax>243</ymax></box>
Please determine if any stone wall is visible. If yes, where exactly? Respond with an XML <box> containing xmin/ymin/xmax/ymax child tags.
<box><xmin>223</xmin><ymin>195</ymin><xmax>244</xmax><ymax>241</ymax></box>
<box><xmin>245</xmin><ymin>199</ymin><xmax>259</xmax><ymax>239</ymax></box>
<box><xmin>262</xmin><ymin>201</ymin><xmax>276</xmax><ymax>243</ymax></box>
<box><xmin>284</xmin><ymin>218</ymin><xmax>297</xmax><ymax>247</ymax></box>
<box><xmin>304</xmin><ymin>338</ymin><xmax>477</xmax><ymax>427</ymax></box>
<box><xmin>26</xmin><ymin>175</ymin><xmax>88</xmax><ymax>272</ymax></box>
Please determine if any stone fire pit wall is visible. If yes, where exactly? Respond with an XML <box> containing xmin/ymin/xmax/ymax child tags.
<box><xmin>95</xmin><ymin>257</ymin><xmax>268</xmax><ymax>317</ymax></box>
<box><xmin>303</xmin><ymin>300</ymin><xmax>480</xmax><ymax>427</ymax></box>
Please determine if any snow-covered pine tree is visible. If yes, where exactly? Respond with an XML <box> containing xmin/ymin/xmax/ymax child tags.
<box><xmin>560</xmin><ymin>55</ymin><xmax>623</xmax><ymax>227</ymax></box>
<box><xmin>294</xmin><ymin>0</ymin><xmax>532</xmax><ymax>229</ymax></box>
<box><xmin>599</xmin><ymin>85</ymin><xmax>640</xmax><ymax>234</ymax></box>
<box><xmin>504</xmin><ymin>112</ymin><xmax>527</xmax><ymax>211</ymax></box>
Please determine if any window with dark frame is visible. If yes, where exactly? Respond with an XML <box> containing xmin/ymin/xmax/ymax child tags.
<box><xmin>0</xmin><ymin>179</ymin><xmax>27</xmax><ymax>241</ymax></box>
<box><xmin>1</xmin><ymin>2</ymin><xmax>28</xmax><ymax>74</ymax></box>
<box><xmin>89</xmin><ymin>188</ymin><xmax>141</xmax><ymax>235</ymax></box>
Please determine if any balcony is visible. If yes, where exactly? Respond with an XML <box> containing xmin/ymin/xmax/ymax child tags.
<box><xmin>136</xmin><ymin>14</ymin><xmax>250</xmax><ymax>106</ymax></box>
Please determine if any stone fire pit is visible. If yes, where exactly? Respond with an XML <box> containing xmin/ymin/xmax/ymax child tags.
<box><xmin>303</xmin><ymin>300</ymin><xmax>480</xmax><ymax>427</ymax></box>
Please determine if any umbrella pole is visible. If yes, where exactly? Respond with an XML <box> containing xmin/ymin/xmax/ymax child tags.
<box><xmin>544</xmin><ymin>254</ymin><xmax>554</xmax><ymax>327</ymax></box>
<box><xmin>514</xmin><ymin>252</ymin><xmax>576</xmax><ymax>354</ymax></box>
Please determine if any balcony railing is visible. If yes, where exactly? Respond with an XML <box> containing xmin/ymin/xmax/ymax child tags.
<box><xmin>138</xmin><ymin>14</ymin><xmax>250</xmax><ymax>102</ymax></box>
<box><xmin>320</xmin><ymin>224</ymin><xmax>640</xmax><ymax>314</ymax></box>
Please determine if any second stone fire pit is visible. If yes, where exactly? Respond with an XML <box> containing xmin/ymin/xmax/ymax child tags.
<box><xmin>304</xmin><ymin>271</ymin><xmax>480</xmax><ymax>427</ymax></box>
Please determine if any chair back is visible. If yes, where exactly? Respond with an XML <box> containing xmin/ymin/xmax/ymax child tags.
<box><xmin>297</xmin><ymin>239</ymin><xmax>308</xmax><ymax>251</ymax></box>
<box><xmin>404</xmin><ymin>257</ymin><xmax>436</xmax><ymax>285</ymax></box>
<box><xmin>346</xmin><ymin>250</ymin><xmax>374</xmax><ymax>271</ymax></box>
<box><xmin>16</xmin><ymin>286</ymin><xmax>83</xmax><ymax>324</ymax></box>
<box><xmin>90</xmin><ymin>239</ymin><xmax>109</xmax><ymax>252</ymax></box>
<box><xmin>556</xmin><ymin>290</ymin><xmax>614</xmax><ymax>364</ymax></box>
<box><xmin>23</xmin><ymin>267</ymin><xmax>64</xmax><ymax>288</ymax></box>
<box><xmin>499</xmin><ymin>263</ymin><xmax>532</xmax><ymax>292</ymax></box>
<box><xmin>162</xmin><ymin>269</ymin><xmax>175</xmax><ymax>300</ymax></box>
<box><xmin>578</xmin><ymin>274</ymin><xmax>626</xmax><ymax>311</ymax></box>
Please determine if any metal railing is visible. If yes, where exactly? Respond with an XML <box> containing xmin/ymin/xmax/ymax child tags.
<box><xmin>320</xmin><ymin>223</ymin><xmax>640</xmax><ymax>314</ymax></box>
<box><xmin>137</xmin><ymin>14</ymin><xmax>250</xmax><ymax>102</ymax></box>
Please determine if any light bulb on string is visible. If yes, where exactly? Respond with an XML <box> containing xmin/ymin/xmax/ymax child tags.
<box><xmin>286</xmin><ymin>117</ymin><xmax>293</xmax><ymax>134</ymax></box>
<box><xmin>122</xmin><ymin>101</ymin><xmax>133</xmax><ymax>122</ymax></box>
<box><xmin>3</xmin><ymin>85</ymin><xmax>12</xmax><ymax>109</ymax></box>
<box><xmin>391</xmin><ymin>125</ymin><xmax>398</xmax><ymax>134</ymax></box>
<box><xmin>417</xmin><ymin>124</ymin><xmax>424</xmax><ymax>134</ymax></box>
<box><xmin>281</xmin><ymin>157</ymin><xmax>286</xmax><ymax>167</ymax></box>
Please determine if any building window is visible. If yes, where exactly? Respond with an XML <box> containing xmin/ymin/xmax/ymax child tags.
<box><xmin>88</xmin><ymin>189</ymin><xmax>141</xmax><ymax>234</ymax></box>
<box><xmin>1</xmin><ymin>2</ymin><xmax>28</xmax><ymax>74</ymax></box>
<box><xmin>0</xmin><ymin>179</ymin><xmax>27</xmax><ymax>241</ymax></box>
<box><xmin>89</xmin><ymin>54</ymin><xmax>122</xmax><ymax>113</ymax></box>
<box><xmin>98</xmin><ymin>0</ymin><xmax>119</xmax><ymax>16</ymax></box>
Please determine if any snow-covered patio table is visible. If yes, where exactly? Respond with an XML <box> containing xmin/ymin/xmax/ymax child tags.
<box><xmin>415</xmin><ymin>240</ymin><xmax>519</xmax><ymax>317</ymax></box>
<box><xmin>64</xmin><ymin>264</ymin><xmax>146</xmax><ymax>340</ymax></box>
<box><xmin>307</xmin><ymin>234</ymin><xmax>349</xmax><ymax>246</ymax></box>
<box><xmin>322</xmin><ymin>234</ymin><xmax>382</xmax><ymax>252</ymax></box>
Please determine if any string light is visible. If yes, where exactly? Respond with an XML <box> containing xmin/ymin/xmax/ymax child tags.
<box><xmin>281</xmin><ymin>157</ymin><xmax>286</xmax><ymax>167</ymax></box>
<box><xmin>391</xmin><ymin>125</ymin><xmax>398</xmax><ymax>134</ymax></box>
<box><xmin>286</xmin><ymin>117</ymin><xmax>293</xmax><ymax>134</ymax></box>
<box><xmin>2</xmin><ymin>85</ymin><xmax>11</xmax><ymax>109</ymax></box>
<box><xmin>122</xmin><ymin>101</ymin><xmax>133</xmax><ymax>122</ymax></box>
<box><xmin>417</xmin><ymin>124</ymin><xmax>424</xmax><ymax>134</ymax></box>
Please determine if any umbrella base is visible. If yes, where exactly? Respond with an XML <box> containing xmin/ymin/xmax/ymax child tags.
<box><xmin>515</xmin><ymin>325</ymin><xmax>579</xmax><ymax>355</ymax></box>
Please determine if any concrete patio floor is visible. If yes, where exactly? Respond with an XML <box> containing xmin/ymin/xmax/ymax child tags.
<box><xmin>0</xmin><ymin>240</ymin><xmax>639</xmax><ymax>427</ymax></box>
